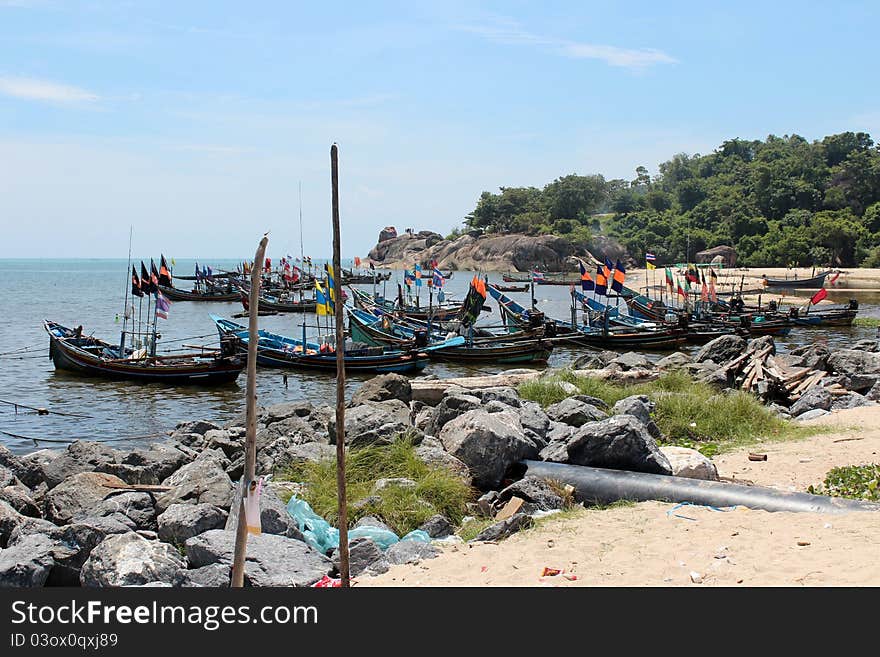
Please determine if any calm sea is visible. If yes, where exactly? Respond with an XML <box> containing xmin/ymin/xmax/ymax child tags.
<box><xmin>0</xmin><ymin>259</ymin><xmax>877</xmax><ymax>454</ymax></box>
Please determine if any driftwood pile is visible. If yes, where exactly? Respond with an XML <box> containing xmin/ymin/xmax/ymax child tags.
<box><xmin>721</xmin><ymin>344</ymin><xmax>845</xmax><ymax>402</ymax></box>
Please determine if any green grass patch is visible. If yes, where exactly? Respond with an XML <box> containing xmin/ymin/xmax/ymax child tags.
<box><xmin>853</xmin><ymin>317</ymin><xmax>880</xmax><ymax>328</ymax></box>
<box><xmin>280</xmin><ymin>436</ymin><xmax>473</xmax><ymax>535</ymax></box>
<box><xmin>520</xmin><ymin>370</ymin><xmax>810</xmax><ymax>457</ymax></box>
<box><xmin>457</xmin><ymin>517</ymin><xmax>496</xmax><ymax>542</ymax></box>
<box><xmin>809</xmin><ymin>464</ymin><xmax>880</xmax><ymax>501</ymax></box>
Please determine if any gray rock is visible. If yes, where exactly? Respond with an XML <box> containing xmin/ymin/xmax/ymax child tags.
<box><xmin>571</xmin><ymin>395</ymin><xmax>610</xmax><ymax>411</ymax></box>
<box><xmin>1</xmin><ymin>483</ymin><xmax>40</xmax><ymax>517</ymax></box>
<box><xmin>546</xmin><ymin>397</ymin><xmax>608</xmax><ymax>427</ymax></box>
<box><xmin>0</xmin><ymin>500</ymin><xmax>24</xmax><ymax>548</ymax></box>
<box><xmin>612</xmin><ymin>351</ymin><xmax>653</xmax><ymax>371</ymax></box>
<box><xmin>473</xmin><ymin>512</ymin><xmax>533</xmax><ymax>542</ymax></box>
<box><xmin>484</xmin><ymin>400</ymin><xmax>511</xmax><ymax>413</ymax></box>
<box><xmin>176</xmin><ymin>420</ymin><xmax>221</xmax><ymax>435</ymax></box>
<box><xmin>472</xmin><ymin>387</ymin><xmax>522</xmax><ymax>408</ymax></box>
<box><xmin>425</xmin><ymin>393</ymin><xmax>482</xmax><ymax>435</ymax></box>
<box><xmin>158</xmin><ymin>504</ymin><xmax>228</xmax><ymax>544</ymax></box>
<box><xmin>827</xmin><ymin>349</ymin><xmax>880</xmax><ymax>376</ymax></box>
<box><xmin>185</xmin><ymin>529</ymin><xmax>333</xmax><ymax>587</ymax></box>
<box><xmin>659</xmin><ymin>446</ymin><xmax>718</xmax><ymax>481</ymax></box>
<box><xmin>519</xmin><ymin>401</ymin><xmax>551</xmax><ymax>441</ymax></box>
<box><xmin>371</xmin><ymin>478</ymin><xmax>417</xmax><ymax>494</ymax></box>
<box><xmin>353</xmin><ymin>516</ymin><xmax>395</xmax><ymax>534</ymax></box>
<box><xmin>438</xmin><ymin>409</ymin><xmax>538</xmax><ymax>490</ymax></box>
<box><xmin>224</xmin><ymin>484</ymin><xmax>304</xmax><ymax>540</ymax></box>
<box><xmin>556</xmin><ymin>381</ymin><xmax>580</xmax><ymax>395</ymax></box>
<box><xmin>497</xmin><ymin>476</ymin><xmax>564</xmax><ymax>511</ymax></box>
<box><xmin>745</xmin><ymin>335</ymin><xmax>776</xmax><ymax>355</ymax></box>
<box><xmin>258</xmin><ymin>415</ymin><xmax>319</xmax><ymax>449</ymax></box>
<box><xmin>328</xmin><ymin>400</ymin><xmax>413</xmax><ymax>447</ymax></box>
<box><xmin>105</xmin><ymin>442</ymin><xmax>194</xmax><ymax>485</ymax></box>
<box><xmin>476</xmin><ymin>491</ymin><xmax>498</xmax><ymax>516</ymax></box>
<box><xmin>173</xmin><ymin>563</ymin><xmax>231</xmax><ymax>587</ymax></box>
<box><xmin>694</xmin><ymin>334</ymin><xmax>747</xmax><ymax>365</ymax></box>
<box><xmin>266</xmin><ymin>400</ymin><xmax>314</xmax><ymax>424</ymax></box>
<box><xmin>78</xmin><ymin>492</ymin><xmax>156</xmax><ymax>531</ymax></box>
<box><xmin>796</xmin><ymin>408</ymin><xmax>830</xmax><ymax>421</ymax></box>
<box><xmin>853</xmin><ymin>339</ymin><xmax>879</xmax><ymax>352</ymax></box>
<box><xmin>844</xmin><ymin>373</ymin><xmax>880</xmax><ymax>393</ymax></box>
<box><xmin>790</xmin><ymin>343</ymin><xmax>830</xmax><ymax>370</ymax></box>
<box><xmin>831</xmin><ymin>392</ymin><xmax>875</xmax><ymax>411</ymax></box>
<box><xmin>867</xmin><ymin>380</ymin><xmax>880</xmax><ymax>401</ymax></box>
<box><xmin>556</xmin><ymin>415</ymin><xmax>673</xmax><ymax>475</ymax></box>
<box><xmin>331</xmin><ymin>537</ymin><xmax>386</xmax><ymax>577</ymax></box>
<box><xmin>0</xmin><ymin>533</ymin><xmax>56</xmax><ymax>587</ymax></box>
<box><xmin>418</xmin><ymin>514</ymin><xmax>453</xmax><ymax>538</ymax></box>
<box><xmin>612</xmin><ymin>395</ymin><xmax>662</xmax><ymax>439</ymax></box>
<box><xmin>538</xmin><ymin>440</ymin><xmax>570</xmax><ymax>463</ymax></box>
<box><xmin>789</xmin><ymin>386</ymin><xmax>833</xmax><ymax>417</ymax></box>
<box><xmin>258</xmin><ymin>442</ymin><xmax>335</xmax><ymax>475</ymax></box>
<box><xmin>81</xmin><ymin>533</ymin><xmax>186</xmax><ymax>587</ymax></box>
<box><xmin>44</xmin><ymin>472</ymin><xmax>127</xmax><ymax>525</ymax></box>
<box><xmin>414</xmin><ymin>408</ymin><xmax>433</xmax><ymax>432</ymax></box>
<box><xmin>202</xmin><ymin>430</ymin><xmax>241</xmax><ymax>458</ymax></box>
<box><xmin>656</xmin><ymin>352</ymin><xmax>692</xmax><ymax>369</ymax></box>
<box><xmin>384</xmin><ymin>540</ymin><xmax>439</xmax><ymax>565</ymax></box>
<box><xmin>156</xmin><ymin>454</ymin><xmax>234</xmax><ymax>513</ymax></box>
<box><xmin>414</xmin><ymin>445</ymin><xmax>471</xmax><ymax>482</ymax></box>
<box><xmin>41</xmin><ymin>441</ymin><xmax>122</xmax><ymax>489</ymax></box>
<box><xmin>0</xmin><ymin>445</ymin><xmax>43</xmax><ymax>489</ymax></box>
<box><xmin>350</xmin><ymin>373</ymin><xmax>413</xmax><ymax>406</ymax></box>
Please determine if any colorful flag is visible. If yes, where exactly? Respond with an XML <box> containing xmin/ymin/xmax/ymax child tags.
<box><xmin>414</xmin><ymin>263</ymin><xmax>423</xmax><ymax>287</ymax></box>
<box><xmin>708</xmin><ymin>268</ymin><xmax>718</xmax><ymax>302</ymax></box>
<box><xmin>131</xmin><ymin>265</ymin><xmax>144</xmax><ymax>298</ymax></box>
<box><xmin>595</xmin><ymin>265</ymin><xmax>607</xmax><ymax>296</ymax></box>
<box><xmin>432</xmin><ymin>267</ymin><xmax>444</xmax><ymax>288</ymax></box>
<box><xmin>677</xmin><ymin>280</ymin><xmax>686</xmax><ymax>299</ymax></box>
<box><xmin>315</xmin><ymin>281</ymin><xmax>330</xmax><ymax>316</ymax></box>
<box><xmin>532</xmin><ymin>269</ymin><xmax>545</xmax><ymax>282</ymax></box>
<box><xmin>404</xmin><ymin>270</ymin><xmax>414</xmax><ymax>287</ymax></box>
<box><xmin>141</xmin><ymin>262</ymin><xmax>152</xmax><ymax>293</ymax></box>
<box><xmin>686</xmin><ymin>265</ymin><xmax>699</xmax><ymax>284</ymax></box>
<box><xmin>611</xmin><ymin>259</ymin><xmax>626</xmax><ymax>293</ymax></box>
<box><xmin>159</xmin><ymin>255</ymin><xmax>172</xmax><ymax>287</ymax></box>
<box><xmin>646</xmin><ymin>261</ymin><xmax>657</xmax><ymax>270</ymax></box>
<box><xmin>264</xmin><ymin>258</ymin><xmax>272</xmax><ymax>273</ymax></box>
<box><xmin>354</xmin><ymin>256</ymin><xmax>362</xmax><ymax>268</ymax></box>
<box><xmin>829</xmin><ymin>272</ymin><xmax>840</xmax><ymax>285</ymax></box>
<box><xmin>665</xmin><ymin>267</ymin><xmax>674</xmax><ymax>291</ymax></box>
<box><xmin>579</xmin><ymin>261</ymin><xmax>594</xmax><ymax>291</ymax></box>
<box><xmin>325</xmin><ymin>264</ymin><xmax>337</xmax><ymax>303</ymax></box>
<box><xmin>155</xmin><ymin>291</ymin><xmax>171</xmax><ymax>320</ymax></box>
<box><xmin>810</xmin><ymin>288</ymin><xmax>828</xmax><ymax>305</ymax></box>
<box><xmin>603</xmin><ymin>257</ymin><xmax>613</xmax><ymax>282</ymax></box>
<box><xmin>149</xmin><ymin>259</ymin><xmax>160</xmax><ymax>293</ymax></box>
<box><xmin>700</xmin><ymin>271</ymin><xmax>709</xmax><ymax>302</ymax></box>
<box><xmin>645</xmin><ymin>252</ymin><xmax>657</xmax><ymax>262</ymax></box>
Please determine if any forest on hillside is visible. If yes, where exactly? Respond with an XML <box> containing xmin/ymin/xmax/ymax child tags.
<box><xmin>459</xmin><ymin>132</ymin><xmax>880</xmax><ymax>267</ymax></box>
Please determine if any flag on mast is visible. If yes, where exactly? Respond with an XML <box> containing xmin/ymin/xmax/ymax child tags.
<box><xmin>810</xmin><ymin>288</ymin><xmax>828</xmax><ymax>305</ymax></box>
<box><xmin>595</xmin><ymin>265</ymin><xmax>607</xmax><ymax>296</ymax></box>
<box><xmin>578</xmin><ymin>261</ymin><xmax>594</xmax><ymax>291</ymax></box>
<box><xmin>611</xmin><ymin>259</ymin><xmax>626</xmax><ymax>293</ymax></box>
<box><xmin>131</xmin><ymin>266</ymin><xmax>144</xmax><ymax>298</ymax></box>
<box><xmin>158</xmin><ymin>255</ymin><xmax>172</xmax><ymax>287</ymax></box>
<box><xmin>155</xmin><ymin>291</ymin><xmax>171</xmax><ymax>320</ymax></box>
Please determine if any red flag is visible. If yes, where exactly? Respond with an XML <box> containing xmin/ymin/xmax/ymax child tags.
<box><xmin>810</xmin><ymin>288</ymin><xmax>828</xmax><ymax>305</ymax></box>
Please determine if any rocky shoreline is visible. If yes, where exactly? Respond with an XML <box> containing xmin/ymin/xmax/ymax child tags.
<box><xmin>2</xmin><ymin>334</ymin><xmax>879</xmax><ymax>587</ymax></box>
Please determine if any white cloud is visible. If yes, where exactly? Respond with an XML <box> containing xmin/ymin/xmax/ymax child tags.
<box><xmin>0</xmin><ymin>76</ymin><xmax>99</xmax><ymax>103</ymax></box>
<box><xmin>457</xmin><ymin>18</ymin><xmax>677</xmax><ymax>69</ymax></box>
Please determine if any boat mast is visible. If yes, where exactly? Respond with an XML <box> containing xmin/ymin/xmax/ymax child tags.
<box><xmin>120</xmin><ymin>226</ymin><xmax>133</xmax><ymax>357</ymax></box>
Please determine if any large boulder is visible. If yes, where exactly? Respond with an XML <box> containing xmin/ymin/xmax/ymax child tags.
<box><xmin>156</xmin><ymin>452</ymin><xmax>234</xmax><ymax>513</ymax></box>
<box><xmin>519</xmin><ymin>401</ymin><xmax>551</xmax><ymax>442</ymax></box>
<box><xmin>418</xmin><ymin>514</ymin><xmax>454</xmax><ymax>539</ymax></box>
<box><xmin>473</xmin><ymin>513</ymin><xmax>533</xmax><ymax>542</ymax></box>
<box><xmin>331</xmin><ymin>537</ymin><xmax>387</xmax><ymax>577</ymax></box>
<box><xmin>789</xmin><ymin>386</ymin><xmax>833</xmax><ymax>417</ymax></box>
<box><xmin>266</xmin><ymin>401</ymin><xmax>314</xmax><ymax>424</ymax></box>
<box><xmin>657</xmin><ymin>352</ymin><xmax>691</xmax><ymax>369</ymax></box>
<box><xmin>258</xmin><ymin>442</ymin><xmax>335</xmax><ymax>475</ymax></box>
<box><xmin>659</xmin><ymin>446</ymin><xmax>718</xmax><ymax>481</ymax></box>
<box><xmin>827</xmin><ymin>349</ymin><xmax>880</xmax><ymax>377</ymax></box>
<box><xmin>790</xmin><ymin>344</ymin><xmax>830</xmax><ymax>370</ymax></box>
<box><xmin>104</xmin><ymin>442</ymin><xmax>194</xmax><ymax>485</ymax></box>
<box><xmin>173</xmin><ymin>563</ymin><xmax>231</xmax><ymax>587</ymax></box>
<box><xmin>41</xmin><ymin>441</ymin><xmax>122</xmax><ymax>489</ymax></box>
<box><xmin>1</xmin><ymin>481</ymin><xmax>40</xmax><ymax>517</ymax></box>
<box><xmin>547</xmin><ymin>415</ymin><xmax>673</xmax><ymax>475</ymax></box>
<box><xmin>472</xmin><ymin>387</ymin><xmax>522</xmax><ymax>409</ymax></box>
<box><xmin>425</xmin><ymin>393</ymin><xmax>483</xmax><ymax>435</ymax></box>
<box><xmin>175</xmin><ymin>420</ymin><xmax>221</xmax><ymax>436</ymax></box>
<box><xmin>258</xmin><ymin>415</ymin><xmax>318</xmax><ymax>449</ymax></box>
<box><xmin>0</xmin><ymin>445</ymin><xmax>43</xmax><ymax>489</ymax></box>
<box><xmin>414</xmin><ymin>445</ymin><xmax>471</xmax><ymax>482</ymax></box>
<box><xmin>80</xmin><ymin>533</ymin><xmax>186</xmax><ymax>587</ymax></box>
<box><xmin>612</xmin><ymin>395</ymin><xmax>662</xmax><ymax>439</ymax></box>
<box><xmin>328</xmin><ymin>400</ymin><xmax>413</xmax><ymax>448</ymax></box>
<box><xmin>694</xmin><ymin>334</ymin><xmax>747</xmax><ymax>365</ymax></box>
<box><xmin>0</xmin><ymin>500</ymin><xmax>23</xmax><ymax>548</ymax></box>
<box><xmin>384</xmin><ymin>540</ymin><xmax>439</xmax><ymax>565</ymax></box>
<box><xmin>157</xmin><ymin>504</ymin><xmax>228</xmax><ymax>544</ymax></box>
<box><xmin>77</xmin><ymin>492</ymin><xmax>157</xmax><ymax>531</ymax></box>
<box><xmin>831</xmin><ymin>392</ymin><xmax>874</xmax><ymax>411</ymax></box>
<box><xmin>185</xmin><ymin>529</ymin><xmax>333</xmax><ymax>587</ymax></box>
<box><xmin>546</xmin><ymin>398</ymin><xmax>608</xmax><ymax>428</ymax></box>
<box><xmin>611</xmin><ymin>352</ymin><xmax>653</xmax><ymax>371</ymax></box>
<box><xmin>350</xmin><ymin>374</ymin><xmax>413</xmax><ymax>406</ymax></box>
<box><xmin>0</xmin><ymin>533</ymin><xmax>57</xmax><ymax>587</ymax></box>
<box><xmin>438</xmin><ymin>409</ymin><xmax>538</xmax><ymax>489</ymax></box>
<box><xmin>44</xmin><ymin>472</ymin><xmax>127</xmax><ymax>525</ymax></box>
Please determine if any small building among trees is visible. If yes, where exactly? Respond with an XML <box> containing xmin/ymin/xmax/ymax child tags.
<box><xmin>696</xmin><ymin>245</ymin><xmax>737</xmax><ymax>267</ymax></box>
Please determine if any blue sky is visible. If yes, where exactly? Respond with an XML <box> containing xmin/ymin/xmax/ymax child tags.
<box><xmin>1</xmin><ymin>1</ymin><xmax>878</xmax><ymax>259</ymax></box>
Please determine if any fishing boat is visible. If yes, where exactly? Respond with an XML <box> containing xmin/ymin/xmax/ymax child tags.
<box><xmin>158</xmin><ymin>284</ymin><xmax>240</xmax><ymax>302</ymax></box>
<box><xmin>44</xmin><ymin>321</ymin><xmax>244</xmax><ymax>384</ymax></box>
<box><xmin>493</xmin><ymin>283</ymin><xmax>529</xmax><ymax>293</ymax></box>
<box><xmin>350</xmin><ymin>287</ymin><xmax>464</xmax><ymax>321</ymax></box>
<box><xmin>211</xmin><ymin>316</ymin><xmax>430</xmax><ymax>373</ymax></box>
<box><xmin>239</xmin><ymin>288</ymin><xmax>317</xmax><ymax>314</ymax></box>
<box><xmin>347</xmin><ymin>309</ymin><xmax>553</xmax><ymax>364</ymax></box>
<box><xmin>762</xmin><ymin>271</ymin><xmax>831</xmax><ymax>289</ymax></box>
<box><xmin>341</xmin><ymin>269</ymin><xmax>392</xmax><ymax>285</ymax></box>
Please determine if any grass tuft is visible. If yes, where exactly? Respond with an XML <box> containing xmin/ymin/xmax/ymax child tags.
<box><xmin>852</xmin><ymin>317</ymin><xmax>880</xmax><ymax>328</ymax></box>
<box><xmin>809</xmin><ymin>464</ymin><xmax>880</xmax><ymax>501</ymax></box>
<box><xmin>280</xmin><ymin>436</ymin><xmax>473</xmax><ymax>535</ymax></box>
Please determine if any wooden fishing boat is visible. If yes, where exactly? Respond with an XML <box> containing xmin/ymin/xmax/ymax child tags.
<box><xmin>44</xmin><ymin>321</ymin><xmax>244</xmax><ymax>384</ymax></box>
<box><xmin>350</xmin><ymin>288</ymin><xmax>463</xmax><ymax>321</ymax></box>
<box><xmin>158</xmin><ymin>284</ymin><xmax>239</xmax><ymax>302</ymax></box>
<box><xmin>239</xmin><ymin>289</ymin><xmax>317</xmax><ymax>314</ymax></box>
<box><xmin>762</xmin><ymin>271</ymin><xmax>831</xmax><ymax>289</ymax></box>
<box><xmin>347</xmin><ymin>309</ymin><xmax>553</xmax><ymax>364</ymax></box>
<box><xmin>211</xmin><ymin>316</ymin><xmax>430</xmax><ymax>373</ymax></box>
<box><xmin>341</xmin><ymin>269</ymin><xmax>392</xmax><ymax>284</ymax></box>
<box><xmin>493</xmin><ymin>284</ymin><xmax>529</xmax><ymax>293</ymax></box>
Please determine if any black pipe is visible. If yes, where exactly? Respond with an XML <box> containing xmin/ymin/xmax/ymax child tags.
<box><xmin>521</xmin><ymin>461</ymin><xmax>880</xmax><ymax>514</ymax></box>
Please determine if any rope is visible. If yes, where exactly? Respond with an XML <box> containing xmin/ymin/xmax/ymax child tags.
<box><xmin>0</xmin><ymin>429</ymin><xmax>166</xmax><ymax>445</ymax></box>
<box><xmin>0</xmin><ymin>342</ymin><xmax>45</xmax><ymax>357</ymax></box>
<box><xmin>0</xmin><ymin>399</ymin><xmax>93</xmax><ymax>418</ymax></box>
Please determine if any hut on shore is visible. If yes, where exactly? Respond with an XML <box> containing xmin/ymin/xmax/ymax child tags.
<box><xmin>696</xmin><ymin>245</ymin><xmax>737</xmax><ymax>267</ymax></box>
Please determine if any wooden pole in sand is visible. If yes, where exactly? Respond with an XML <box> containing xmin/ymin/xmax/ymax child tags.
<box><xmin>230</xmin><ymin>233</ymin><xmax>269</xmax><ymax>588</ymax></box>
<box><xmin>331</xmin><ymin>143</ymin><xmax>351</xmax><ymax>587</ymax></box>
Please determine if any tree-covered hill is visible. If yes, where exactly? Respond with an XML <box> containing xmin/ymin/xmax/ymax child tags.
<box><xmin>461</xmin><ymin>132</ymin><xmax>880</xmax><ymax>267</ymax></box>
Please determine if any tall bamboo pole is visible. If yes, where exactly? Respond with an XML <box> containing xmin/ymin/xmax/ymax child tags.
<box><xmin>230</xmin><ymin>233</ymin><xmax>269</xmax><ymax>588</ymax></box>
<box><xmin>331</xmin><ymin>143</ymin><xmax>351</xmax><ymax>587</ymax></box>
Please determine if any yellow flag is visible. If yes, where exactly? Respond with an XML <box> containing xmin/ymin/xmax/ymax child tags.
<box><xmin>646</xmin><ymin>262</ymin><xmax>656</xmax><ymax>270</ymax></box>
<box><xmin>315</xmin><ymin>281</ymin><xmax>329</xmax><ymax>316</ymax></box>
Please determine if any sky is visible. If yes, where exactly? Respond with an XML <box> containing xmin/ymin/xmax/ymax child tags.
<box><xmin>1</xmin><ymin>1</ymin><xmax>879</xmax><ymax>259</ymax></box>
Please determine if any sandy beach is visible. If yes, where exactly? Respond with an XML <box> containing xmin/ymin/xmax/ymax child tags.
<box><xmin>361</xmin><ymin>407</ymin><xmax>880</xmax><ymax>587</ymax></box>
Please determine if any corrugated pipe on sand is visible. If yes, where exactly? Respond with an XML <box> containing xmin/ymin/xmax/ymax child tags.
<box><xmin>520</xmin><ymin>461</ymin><xmax>880</xmax><ymax>514</ymax></box>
